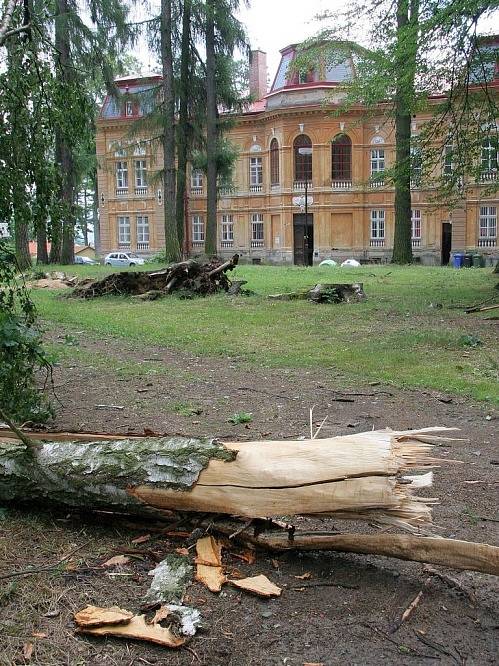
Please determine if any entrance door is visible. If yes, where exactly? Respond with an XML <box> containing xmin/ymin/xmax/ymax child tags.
<box><xmin>293</xmin><ymin>213</ymin><xmax>314</xmax><ymax>266</ymax></box>
<box><xmin>441</xmin><ymin>222</ymin><xmax>452</xmax><ymax>265</ymax></box>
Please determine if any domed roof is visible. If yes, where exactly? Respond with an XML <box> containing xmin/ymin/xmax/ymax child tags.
<box><xmin>270</xmin><ymin>43</ymin><xmax>355</xmax><ymax>93</ymax></box>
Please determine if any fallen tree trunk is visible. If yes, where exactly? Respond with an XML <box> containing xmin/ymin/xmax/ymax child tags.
<box><xmin>1</xmin><ymin>427</ymin><xmax>452</xmax><ymax>531</ymax></box>
<box><xmin>71</xmin><ymin>254</ymin><xmax>239</xmax><ymax>299</ymax></box>
<box><xmin>1</xmin><ymin>427</ymin><xmax>498</xmax><ymax>575</ymax></box>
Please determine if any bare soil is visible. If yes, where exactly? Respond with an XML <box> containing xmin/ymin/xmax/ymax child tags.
<box><xmin>0</xmin><ymin>330</ymin><xmax>497</xmax><ymax>666</ymax></box>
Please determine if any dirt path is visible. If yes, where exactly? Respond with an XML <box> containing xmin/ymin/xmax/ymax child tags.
<box><xmin>0</xmin><ymin>329</ymin><xmax>497</xmax><ymax>665</ymax></box>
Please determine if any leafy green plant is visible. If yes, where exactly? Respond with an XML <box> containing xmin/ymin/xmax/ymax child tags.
<box><xmin>228</xmin><ymin>411</ymin><xmax>253</xmax><ymax>425</ymax></box>
<box><xmin>0</xmin><ymin>240</ymin><xmax>53</xmax><ymax>423</ymax></box>
<box><xmin>170</xmin><ymin>401</ymin><xmax>203</xmax><ymax>417</ymax></box>
<box><xmin>459</xmin><ymin>334</ymin><xmax>483</xmax><ymax>348</ymax></box>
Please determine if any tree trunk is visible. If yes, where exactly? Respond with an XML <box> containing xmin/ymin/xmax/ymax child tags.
<box><xmin>93</xmin><ymin>170</ymin><xmax>100</xmax><ymax>255</ymax></box>
<box><xmin>36</xmin><ymin>220</ymin><xmax>49</xmax><ymax>264</ymax></box>
<box><xmin>82</xmin><ymin>184</ymin><xmax>88</xmax><ymax>246</ymax></box>
<box><xmin>391</xmin><ymin>0</ymin><xmax>418</xmax><ymax>265</ymax></box>
<box><xmin>160</xmin><ymin>0</ymin><xmax>181</xmax><ymax>262</ymax></box>
<box><xmin>13</xmin><ymin>177</ymin><xmax>31</xmax><ymax>271</ymax></box>
<box><xmin>50</xmin><ymin>0</ymin><xmax>74</xmax><ymax>265</ymax></box>
<box><xmin>175</xmin><ymin>0</ymin><xmax>191</xmax><ymax>254</ymax></box>
<box><xmin>0</xmin><ymin>427</ymin><xmax>454</xmax><ymax>531</ymax></box>
<box><xmin>204</xmin><ymin>0</ymin><xmax>217</xmax><ymax>256</ymax></box>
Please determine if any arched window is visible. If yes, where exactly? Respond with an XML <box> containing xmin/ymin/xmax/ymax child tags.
<box><xmin>294</xmin><ymin>134</ymin><xmax>312</xmax><ymax>182</ymax></box>
<box><xmin>270</xmin><ymin>139</ymin><xmax>280</xmax><ymax>185</ymax></box>
<box><xmin>331</xmin><ymin>134</ymin><xmax>352</xmax><ymax>181</ymax></box>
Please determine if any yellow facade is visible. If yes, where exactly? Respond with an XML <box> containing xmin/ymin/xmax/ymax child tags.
<box><xmin>96</xmin><ymin>70</ymin><xmax>498</xmax><ymax>266</ymax></box>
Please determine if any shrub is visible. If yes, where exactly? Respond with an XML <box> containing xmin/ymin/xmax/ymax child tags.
<box><xmin>0</xmin><ymin>240</ymin><xmax>53</xmax><ymax>423</ymax></box>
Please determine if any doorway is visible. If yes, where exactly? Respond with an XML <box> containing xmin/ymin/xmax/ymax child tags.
<box><xmin>293</xmin><ymin>213</ymin><xmax>314</xmax><ymax>266</ymax></box>
<box><xmin>441</xmin><ymin>222</ymin><xmax>452</xmax><ymax>265</ymax></box>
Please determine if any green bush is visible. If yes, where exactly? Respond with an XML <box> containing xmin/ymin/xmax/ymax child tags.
<box><xmin>0</xmin><ymin>240</ymin><xmax>53</xmax><ymax>423</ymax></box>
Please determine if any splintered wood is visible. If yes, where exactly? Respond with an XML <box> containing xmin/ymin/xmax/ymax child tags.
<box><xmin>230</xmin><ymin>575</ymin><xmax>282</xmax><ymax>598</ymax></box>
<box><xmin>74</xmin><ymin>606</ymin><xmax>185</xmax><ymax>648</ymax></box>
<box><xmin>195</xmin><ymin>536</ymin><xmax>226</xmax><ymax>593</ymax></box>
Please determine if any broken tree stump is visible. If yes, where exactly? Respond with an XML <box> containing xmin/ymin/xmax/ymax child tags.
<box><xmin>71</xmin><ymin>255</ymin><xmax>239</xmax><ymax>299</ymax></box>
<box><xmin>268</xmin><ymin>283</ymin><xmax>366</xmax><ymax>303</ymax></box>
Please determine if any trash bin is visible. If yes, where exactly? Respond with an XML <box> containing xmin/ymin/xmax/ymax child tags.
<box><xmin>452</xmin><ymin>253</ymin><xmax>464</xmax><ymax>268</ymax></box>
<box><xmin>463</xmin><ymin>253</ymin><xmax>473</xmax><ymax>268</ymax></box>
<box><xmin>472</xmin><ymin>253</ymin><xmax>484</xmax><ymax>268</ymax></box>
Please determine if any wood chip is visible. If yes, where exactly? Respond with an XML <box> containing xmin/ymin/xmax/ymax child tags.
<box><xmin>32</xmin><ymin>632</ymin><xmax>47</xmax><ymax>639</ymax></box>
<box><xmin>132</xmin><ymin>534</ymin><xmax>151</xmax><ymax>544</ymax></box>
<box><xmin>175</xmin><ymin>548</ymin><xmax>190</xmax><ymax>556</ymax></box>
<box><xmin>22</xmin><ymin>642</ymin><xmax>34</xmax><ymax>661</ymax></box>
<box><xmin>294</xmin><ymin>572</ymin><xmax>312</xmax><ymax>580</ymax></box>
<box><xmin>195</xmin><ymin>536</ymin><xmax>226</xmax><ymax>592</ymax></box>
<box><xmin>195</xmin><ymin>536</ymin><xmax>222</xmax><ymax>566</ymax></box>
<box><xmin>230</xmin><ymin>574</ymin><xmax>282</xmax><ymax>598</ymax></box>
<box><xmin>74</xmin><ymin>605</ymin><xmax>134</xmax><ymax>628</ymax></box>
<box><xmin>151</xmin><ymin>606</ymin><xmax>171</xmax><ymax>624</ymax></box>
<box><xmin>77</xmin><ymin>613</ymin><xmax>185</xmax><ymax>648</ymax></box>
<box><xmin>102</xmin><ymin>555</ymin><xmax>130</xmax><ymax>567</ymax></box>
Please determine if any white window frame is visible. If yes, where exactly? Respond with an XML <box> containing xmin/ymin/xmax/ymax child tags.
<box><xmin>370</xmin><ymin>149</ymin><xmax>385</xmax><ymax>175</ymax></box>
<box><xmin>443</xmin><ymin>141</ymin><xmax>454</xmax><ymax>176</ymax></box>
<box><xmin>479</xmin><ymin>206</ymin><xmax>497</xmax><ymax>238</ymax></box>
<box><xmin>411</xmin><ymin>147</ymin><xmax>422</xmax><ymax>184</ymax></box>
<box><xmin>133</xmin><ymin>143</ymin><xmax>146</xmax><ymax>156</ymax></box>
<box><xmin>191</xmin><ymin>170</ymin><xmax>204</xmax><ymax>189</ymax></box>
<box><xmin>192</xmin><ymin>215</ymin><xmax>205</xmax><ymax>242</ymax></box>
<box><xmin>136</xmin><ymin>215</ymin><xmax>149</xmax><ymax>243</ymax></box>
<box><xmin>411</xmin><ymin>209</ymin><xmax>422</xmax><ymax>239</ymax></box>
<box><xmin>251</xmin><ymin>213</ymin><xmax>264</xmax><ymax>241</ymax></box>
<box><xmin>249</xmin><ymin>157</ymin><xmax>263</xmax><ymax>186</ymax></box>
<box><xmin>221</xmin><ymin>214</ymin><xmax>234</xmax><ymax>242</ymax></box>
<box><xmin>125</xmin><ymin>101</ymin><xmax>133</xmax><ymax>117</ymax></box>
<box><xmin>116</xmin><ymin>161</ymin><xmax>128</xmax><ymax>189</ymax></box>
<box><xmin>481</xmin><ymin>139</ymin><xmax>498</xmax><ymax>173</ymax></box>
<box><xmin>370</xmin><ymin>209</ymin><xmax>385</xmax><ymax>239</ymax></box>
<box><xmin>118</xmin><ymin>216</ymin><xmax>131</xmax><ymax>244</ymax></box>
<box><xmin>135</xmin><ymin>159</ymin><xmax>147</xmax><ymax>188</ymax></box>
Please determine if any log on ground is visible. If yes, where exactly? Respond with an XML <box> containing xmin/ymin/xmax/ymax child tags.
<box><xmin>0</xmin><ymin>427</ymin><xmax>453</xmax><ymax>530</ymax></box>
<box><xmin>268</xmin><ymin>283</ymin><xmax>366</xmax><ymax>303</ymax></box>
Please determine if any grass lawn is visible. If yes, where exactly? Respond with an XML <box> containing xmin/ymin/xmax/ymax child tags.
<box><xmin>33</xmin><ymin>263</ymin><xmax>499</xmax><ymax>402</ymax></box>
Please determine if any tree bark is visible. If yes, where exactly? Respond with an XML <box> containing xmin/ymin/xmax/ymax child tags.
<box><xmin>160</xmin><ymin>0</ymin><xmax>181</xmax><ymax>262</ymax></box>
<box><xmin>175</xmin><ymin>0</ymin><xmax>191</xmax><ymax>254</ymax></box>
<box><xmin>391</xmin><ymin>0</ymin><xmax>419</xmax><ymax>265</ymax></box>
<box><xmin>93</xmin><ymin>170</ymin><xmax>100</xmax><ymax>254</ymax></box>
<box><xmin>36</xmin><ymin>219</ymin><xmax>49</xmax><ymax>264</ymax></box>
<box><xmin>204</xmin><ymin>0</ymin><xmax>217</xmax><ymax>255</ymax></box>
<box><xmin>13</xmin><ymin>176</ymin><xmax>31</xmax><ymax>271</ymax></box>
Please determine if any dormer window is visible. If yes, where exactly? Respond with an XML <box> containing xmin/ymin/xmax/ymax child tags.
<box><xmin>125</xmin><ymin>101</ymin><xmax>133</xmax><ymax>117</ymax></box>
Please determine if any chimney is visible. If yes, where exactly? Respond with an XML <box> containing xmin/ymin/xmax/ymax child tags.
<box><xmin>249</xmin><ymin>49</ymin><xmax>267</xmax><ymax>101</ymax></box>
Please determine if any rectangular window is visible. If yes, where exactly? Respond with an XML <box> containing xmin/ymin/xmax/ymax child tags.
<box><xmin>135</xmin><ymin>160</ymin><xmax>147</xmax><ymax>188</ymax></box>
<box><xmin>370</xmin><ymin>209</ymin><xmax>385</xmax><ymax>239</ymax></box>
<box><xmin>479</xmin><ymin>206</ymin><xmax>497</xmax><ymax>238</ymax></box>
<box><xmin>443</xmin><ymin>142</ymin><xmax>453</xmax><ymax>176</ymax></box>
<box><xmin>191</xmin><ymin>170</ymin><xmax>203</xmax><ymax>189</ymax></box>
<box><xmin>411</xmin><ymin>209</ymin><xmax>422</xmax><ymax>238</ymax></box>
<box><xmin>249</xmin><ymin>157</ymin><xmax>263</xmax><ymax>186</ymax></box>
<box><xmin>125</xmin><ymin>101</ymin><xmax>133</xmax><ymax>116</ymax></box>
<box><xmin>136</xmin><ymin>216</ymin><xmax>149</xmax><ymax>243</ymax></box>
<box><xmin>370</xmin><ymin>149</ymin><xmax>385</xmax><ymax>175</ymax></box>
<box><xmin>116</xmin><ymin>161</ymin><xmax>128</xmax><ymax>189</ymax></box>
<box><xmin>133</xmin><ymin>144</ymin><xmax>146</xmax><ymax>156</ymax></box>
<box><xmin>192</xmin><ymin>215</ymin><xmax>205</xmax><ymax>242</ymax></box>
<box><xmin>251</xmin><ymin>213</ymin><xmax>264</xmax><ymax>240</ymax></box>
<box><xmin>411</xmin><ymin>148</ymin><xmax>422</xmax><ymax>185</ymax></box>
<box><xmin>221</xmin><ymin>214</ymin><xmax>234</xmax><ymax>241</ymax></box>
<box><xmin>481</xmin><ymin>139</ymin><xmax>498</xmax><ymax>173</ymax></box>
<box><xmin>118</xmin><ymin>216</ymin><xmax>130</xmax><ymax>244</ymax></box>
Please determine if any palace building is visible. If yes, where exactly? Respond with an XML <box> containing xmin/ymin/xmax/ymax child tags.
<box><xmin>96</xmin><ymin>42</ymin><xmax>499</xmax><ymax>265</ymax></box>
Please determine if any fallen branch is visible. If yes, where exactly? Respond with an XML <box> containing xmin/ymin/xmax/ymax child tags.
<box><xmin>465</xmin><ymin>303</ymin><xmax>499</xmax><ymax>314</ymax></box>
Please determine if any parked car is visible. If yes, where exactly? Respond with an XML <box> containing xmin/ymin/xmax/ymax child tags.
<box><xmin>104</xmin><ymin>252</ymin><xmax>145</xmax><ymax>267</ymax></box>
<box><xmin>74</xmin><ymin>255</ymin><xmax>98</xmax><ymax>265</ymax></box>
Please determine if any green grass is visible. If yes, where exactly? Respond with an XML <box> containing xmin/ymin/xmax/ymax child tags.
<box><xmin>33</xmin><ymin>264</ymin><xmax>499</xmax><ymax>402</ymax></box>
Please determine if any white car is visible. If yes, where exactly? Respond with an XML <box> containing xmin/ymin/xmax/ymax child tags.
<box><xmin>74</xmin><ymin>255</ymin><xmax>98</xmax><ymax>265</ymax></box>
<box><xmin>104</xmin><ymin>252</ymin><xmax>145</xmax><ymax>267</ymax></box>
